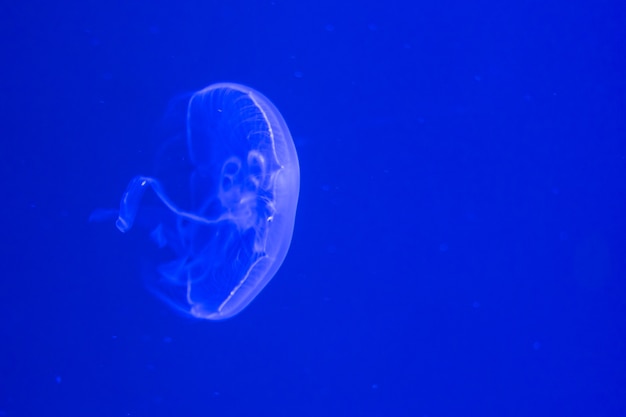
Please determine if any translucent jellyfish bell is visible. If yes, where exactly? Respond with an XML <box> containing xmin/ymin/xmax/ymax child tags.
<box><xmin>115</xmin><ymin>83</ymin><xmax>299</xmax><ymax>320</ymax></box>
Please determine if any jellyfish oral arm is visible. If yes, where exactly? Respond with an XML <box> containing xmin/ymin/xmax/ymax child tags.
<box><xmin>116</xmin><ymin>175</ymin><xmax>219</xmax><ymax>233</ymax></box>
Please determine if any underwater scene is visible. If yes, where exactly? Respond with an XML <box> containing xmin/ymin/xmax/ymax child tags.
<box><xmin>1</xmin><ymin>0</ymin><xmax>624</xmax><ymax>416</ymax></box>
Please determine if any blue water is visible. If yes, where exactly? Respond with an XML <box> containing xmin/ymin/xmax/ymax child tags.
<box><xmin>1</xmin><ymin>1</ymin><xmax>624</xmax><ymax>416</ymax></box>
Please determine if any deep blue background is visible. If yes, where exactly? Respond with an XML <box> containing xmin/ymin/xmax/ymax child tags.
<box><xmin>1</xmin><ymin>0</ymin><xmax>625</xmax><ymax>416</ymax></box>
